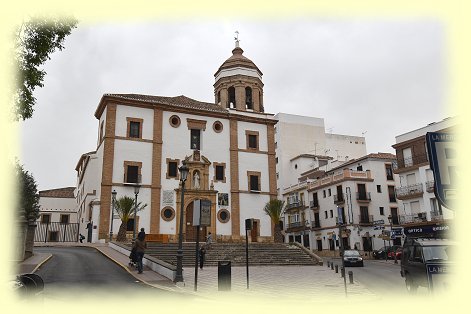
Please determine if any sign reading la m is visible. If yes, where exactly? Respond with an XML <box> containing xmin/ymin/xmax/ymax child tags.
<box><xmin>426</xmin><ymin>132</ymin><xmax>456</xmax><ymax>210</ymax></box>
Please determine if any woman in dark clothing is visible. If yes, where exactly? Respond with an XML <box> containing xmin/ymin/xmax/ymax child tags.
<box><xmin>199</xmin><ymin>245</ymin><xmax>206</xmax><ymax>269</ymax></box>
<box><xmin>133</xmin><ymin>235</ymin><xmax>147</xmax><ymax>274</ymax></box>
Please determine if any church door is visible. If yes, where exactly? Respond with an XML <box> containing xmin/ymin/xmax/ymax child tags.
<box><xmin>185</xmin><ymin>201</ymin><xmax>207</xmax><ymax>242</ymax></box>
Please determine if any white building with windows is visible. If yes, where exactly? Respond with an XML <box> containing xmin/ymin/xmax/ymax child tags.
<box><xmin>274</xmin><ymin>113</ymin><xmax>366</xmax><ymax>199</ymax></box>
<box><xmin>36</xmin><ymin>187</ymin><xmax>78</xmax><ymax>242</ymax></box>
<box><xmin>76</xmin><ymin>41</ymin><xmax>278</xmax><ymax>243</ymax></box>
<box><xmin>282</xmin><ymin>153</ymin><xmax>403</xmax><ymax>254</ymax></box>
<box><xmin>392</xmin><ymin>117</ymin><xmax>456</xmax><ymax>227</ymax></box>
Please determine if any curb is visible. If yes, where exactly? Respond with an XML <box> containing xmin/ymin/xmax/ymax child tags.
<box><xmin>31</xmin><ymin>253</ymin><xmax>53</xmax><ymax>274</ymax></box>
<box><xmin>93</xmin><ymin>246</ymin><xmax>189</xmax><ymax>294</ymax></box>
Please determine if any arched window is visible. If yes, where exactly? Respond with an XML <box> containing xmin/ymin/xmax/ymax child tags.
<box><xmin>217</xmin><ymin>90</ymin><xmax>221</xmax><ymax>104</ymax></box>
<box><xmin>245</xmin><ymin>87</ymin><xmax>253</xmax><ymax>109</ymax></box>
<box><xmin>228</xmin><ymin>86</ymin><xmax>236</xmax><ymax>108</ymax></box>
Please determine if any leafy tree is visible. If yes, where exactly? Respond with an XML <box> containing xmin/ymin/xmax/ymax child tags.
<box><xmin>114</xmin><ymin>196</ymin><xmax>147</xmax><ymax>242</ymax></box>
<box><xmin>14</xmin><ymin>16</ymin><xmax>78</xmax><ymax>120</ymax></box>
<box><xmin>15</xmin><ymin>160</ymin><xmax>40</xmax><ymax>222</ymax></box>
<box><xmin>263</xmin><ymin>199</ymin><xmax>285</xmax><ymax>243</ymax></box>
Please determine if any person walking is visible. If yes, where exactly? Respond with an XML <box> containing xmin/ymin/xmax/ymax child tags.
<box><xmin>206</xmin><ymin>232</ymin><xmax>212</xmax><ymax>249</ymax></box>
<box><xmin>133</xmin><ymin>233</ymin><xmax>147</xmax><ymax>274</ymax></box>
<box><xmin>137</xmin><ymin>228</ymin><xmax>145</xmax><ymax>240</ymax></box>
<box><xmin>199</xmin><ymin>245</ymin><xmax>206</xmax><ymax>269</ymax></box>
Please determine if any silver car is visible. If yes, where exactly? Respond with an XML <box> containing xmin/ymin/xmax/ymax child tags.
<box><xmin>343</xmin><ymin>250</ymin><xmax>364</xmax><ymax>267</ymax></box>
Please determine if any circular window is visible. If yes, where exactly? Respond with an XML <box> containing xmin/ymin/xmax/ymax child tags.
<box><xmin>217</xmin><ymin>209</ymin><xmax>230</xmax><ymax>223</ymax></box>
<box><xmin>213</xmin><ymin>121</ymin><xmax>223</xmax><ymax>133</ymax></box>
<box><xmin>169</xmin><ymin>115</ymin><xmax>181</xmax><ymax>128</ymax></box>
<box><xmin>161</xmin><ymin>206</ymin><xmax>175</xmax><ymax>221</ymax></box>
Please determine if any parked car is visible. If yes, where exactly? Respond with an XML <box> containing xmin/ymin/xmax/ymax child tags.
<box><xmin>343</xmin><ymin>250</ymin><xmax>364</xmax><ymax>267</ymax></box>
<box><xmin>388</xmin><ymin>247</ymin><xmax>403</xmax><ymax>260</ymax></box>
<box><xmin>400</xmin><ymin>237</ymin><xmax>454</xmax><ymax>293</ymax></box>
<box><xmin>373</xmin><ymin>245</ymin><xmax>401</xmax><ymax>259</ymax></box>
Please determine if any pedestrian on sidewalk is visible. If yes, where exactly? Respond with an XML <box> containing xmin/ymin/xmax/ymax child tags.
<box><xmin>199</xmin><ymin>245</ymin><xmax>206</xmax><ymax>269</ymax></box>
<box><xmin>133</xmin><ymin>233</ymin><xmax>147</xmax><ymax>274</ymax></box>
<box><xmin>138</xmin><ymin>228</ymin><xmax>145</xmax><ymax>241</ymax></box>
<box><xmin>206</xmin><ymin>232</ymin><xmax>212</xmax><ymax>249</ymax></box>
<box><xmin>79</xmin><ymin>234</ymin><xmax>85</xmax><ymax>243</ymax></box>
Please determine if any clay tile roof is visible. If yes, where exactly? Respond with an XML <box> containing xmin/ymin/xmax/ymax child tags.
<box><xmin>290</xmin><ymin>154</ymin><xmax>333</xmax><ymax>161</ymax></box>
<box><xmin>105</xmin><ymin>94</ymin><xmax>228</xmax><ymax>114</ymax></box>
<box><xmin>365</xmin><ymin>152</ymin><xmax>397</xmax><ymax>159</ymax></box>
<box><xmin>39</xmin><ymin>187</ymin><xmax>75</xmax><ymax>198</ymax></box>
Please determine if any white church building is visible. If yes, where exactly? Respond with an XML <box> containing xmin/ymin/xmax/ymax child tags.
<box><xmin>76</xmin><ymin>40</ymin><xmax>278</xmax><ymax>243</ymax></box>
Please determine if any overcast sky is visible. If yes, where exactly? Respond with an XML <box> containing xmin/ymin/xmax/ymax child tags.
<box><xmin>19</xmin><ymin>19</ymin><xmax>450</xmax><ymax>191</ymax></box>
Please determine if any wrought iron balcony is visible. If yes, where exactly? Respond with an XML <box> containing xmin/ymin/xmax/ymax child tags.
<box><xmin>286</xmin><ymin>221</ymin><xmax>307</xmax><ymax>231</ymax></box>
<box><xmin>356</xmin><ymin>192</ymin><xmax>371</xmax><ymax>202</ymax></box>
<box><xmin>394</xmin><ymin>153</ymin><xmax>429</xmax><ymax>171</ymax></box>
<box><xmin>430</xmin><ymin>211</ymin><xmax>444</xmax><ymax>222</ymax></box>
<box><xmin>426</xmin><ymin>180</ymin><xmax>435</xmax><ymax>193</ymax></box>
<box><xmin>310</xmin><ymin>200</ymin><xmax>319</xmax><ymax>209</ymax></box>
<box><xmin>395</xmin><ymin>183</ymin><xmax>424</xmax><ymax>200</ymax></box>
<box><xmin>399</xmin><ymin>212</ymin><xmax>428</xmax><ymax>224</ymax></box>
<box><xmin>334</xmin><ymin>194</ymin><xmax>345</xmax><ymax>204</ymax></box>
<box><xmin>285</xmin><ymin>200</ymin><xmax>305</xmax><ymax>210</ymax></box>
<box><xmin>311</xmin><ymin>220</ymin><xmax>321</xmax><ymax>229</ymax></box>
<box><xmin>358</xmin><ymin>214</ymin><xmax>374</xmax><ymax>225</ymax></box>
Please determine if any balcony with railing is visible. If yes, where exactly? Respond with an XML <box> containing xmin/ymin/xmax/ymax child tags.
<box><xmin>286</xmin><ymin>220</ymin><xmax>307</xmax><ymax>232</ymax></box>
<box><xmin>393</xmin><ymin>153</ymin><xmax>429</xmax><ymax>172</ymax></box>
<box><xmin>333</xmin><ymin>194</ymin><xmax>345</xmax><ymax>205</ymax></box>
<box><xmin>358</xmin><ymin>214</ymin><xmax>374</xmax><ymax>225</ymax></box>
<box><xmin>426</xmin><ymin>180</ymin><xmax>435</xmax><ymax>193</ymax></box>
<box><xmin>430</xmin><ymin>211</ymin><xmax>444</xmax><ymax>222</ymax></box>
<box><xmin>303</xmin><ymin>169</ymin><xmax>373</xmax><ymax>192</ymax></box>
<box><xmin>311</xmin><ymin>220</ymin><xmax>321</xmax><ymax>229</ymax></box>
<box><xmin>399</xmin><ymin>212</ymin><xmax>428</xmax><ymax>224</ymax></box>
<box><xmin>285</xmin><ymin>199</ymin><xmax>305</xmax><ymax>211</ymax></box>
<box><xmin>310</xmin><ymin>199</ymin><xmax>319</xmax><ymax>209</ymax></box>
<box><xmin>356</xmin><ymin>192</ymin><xmax>371</xmax><ymax>202</ymax></box>
<box><xmin>395</xmin><ymin>183</ymin><xmax>424</xmax><ymax>200</ymax></box>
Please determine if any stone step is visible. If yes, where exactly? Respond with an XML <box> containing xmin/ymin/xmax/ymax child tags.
<box><xmin>135</xmin><ymin>242</ymin><xmax>318</xmax><ymax>266</ymax></box>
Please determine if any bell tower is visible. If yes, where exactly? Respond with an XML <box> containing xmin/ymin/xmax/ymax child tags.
<box><xmin>214</xmin><ymin>32</ymin><xmax>264</xmax><ymax>113</ymax></box>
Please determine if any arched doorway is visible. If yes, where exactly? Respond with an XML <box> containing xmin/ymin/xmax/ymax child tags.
<box><xmin>185</xmin><ymin>201</ymin><xmax>207</xmax><ymax>242</ymax></box>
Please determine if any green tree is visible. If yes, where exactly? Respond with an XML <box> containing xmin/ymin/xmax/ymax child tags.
<box><xmin>15</xmin><ymin>160</ymin><xmax>40</xmax><ymax>222</ymax></box>
<box><xmin>263</xmin><ymin>199</ymin><xmax>285</xmax><ymax>243</ymax></box>
<box><xmin>114</xmin><ymin>196</ymin><xmax>147</xmax><ymax>242</ymax></box>
<box><xmin>14</xmin><ymin>16</ymin><xmax>78</xmax><ymax>120</ymax></box>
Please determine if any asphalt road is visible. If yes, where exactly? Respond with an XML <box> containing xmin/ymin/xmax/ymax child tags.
<box><xmin>34</xmin><ymin>246</ymin><xmax>180</xmax><ymax>301</ymax></box>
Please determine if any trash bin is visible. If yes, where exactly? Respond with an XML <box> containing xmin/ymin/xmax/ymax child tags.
<box><xmin>218</xmin><ymin>261</ymin><xmax>231</xmax><ymax>291</ymax></box>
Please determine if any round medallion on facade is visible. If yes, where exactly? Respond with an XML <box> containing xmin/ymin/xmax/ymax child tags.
<box><xmin>169</xmin><ymin>115</ymin><xmax>181</xmax><ymax>128</ymax></box>
<box><xmin>217</xmin><ymin>209</ymin><xmax>230</xmax><ymax>223</ymax></box>
<box><xmin>161</xmin><ymin>206</ymin><xmax>175</xmax><ymax>221</ymax></box>
<box><xmin>213</xmin><ymin>121</ymin><xmax>223</xmax><ymax>133</ymax></box>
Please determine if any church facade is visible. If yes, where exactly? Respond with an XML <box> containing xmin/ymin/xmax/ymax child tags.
<box><xmin>76</xmin><ymin>42</ymin><xmax>277</xmax><ymax>243</ymax></box>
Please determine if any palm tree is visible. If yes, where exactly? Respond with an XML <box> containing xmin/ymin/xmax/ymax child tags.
<box><xmin>114</xmin><ymin>196</ymin><xmax>147</xmax><ymax>242</ymax></box>
<box><xmin>263</xmin><ymin>199</ymin><xmax>285</xmax><ymax>243</ymax></box>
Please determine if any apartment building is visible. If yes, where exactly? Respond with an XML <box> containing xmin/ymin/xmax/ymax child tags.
<box><xmin>282</xmin><ymin>153</ymin><xmax>402</xmax><ymax>254</ymax></box>
<box><xmin>392</xmin><ymin>117</ymin><xmax>456</xmax><ymax>229</ymax></box>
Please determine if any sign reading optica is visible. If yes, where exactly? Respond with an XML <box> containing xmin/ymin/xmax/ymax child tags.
<box><xmin>426</xmin><ymin>132</ymin><xmax>456</xmax><ymax>210</ymax></box>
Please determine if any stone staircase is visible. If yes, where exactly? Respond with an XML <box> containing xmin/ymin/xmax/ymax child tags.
<box><xmin>143</xmin><ymin>242</ymin><xmax>319</xmax><ymax>267</ymax></box>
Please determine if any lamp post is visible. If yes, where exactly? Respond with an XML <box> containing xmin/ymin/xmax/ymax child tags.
<box><xmin>388</xmin><ymin>215</ymin><xmax>398</xmax><ymax>264</ymax></box>
<box><xmin>132</xmin><ymin>183</ymin><xmax>141</xmax><ymax>242</ymax></box>
<box><xmin>109</xmin><ymin>190</ymin><xmax>117</xmax><ymax>242</ymax></box>
<box><xmin>175</xmin><ymin>161</ymin><xmax>189</xmax><ymax>282</ymax></box>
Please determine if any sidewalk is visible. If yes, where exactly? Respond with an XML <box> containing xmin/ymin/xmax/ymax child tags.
<box><xmin>17</xmin><ymin>242</ymin><xmax>379</xmax><ymax>301</ymax></box>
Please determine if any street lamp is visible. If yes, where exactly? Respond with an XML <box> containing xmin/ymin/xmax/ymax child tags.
<box><xmin>109</xmin><ymin>190</ymin><xmax>117</xmax><ymax>242</ymax></box>
<box><xmin>388</xmin><ymin>215</ymin><xmax>398</xmax><ymax>264</ymax></box>
<box><xmin>175</xmin><ymin>161</ymin><xmax>189</xmax><ymax>282</ymax></box>
<box><xmin>132</xmin><ymin>183</ymin><xmax>141</xmax><ymax>242</ymax></box>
